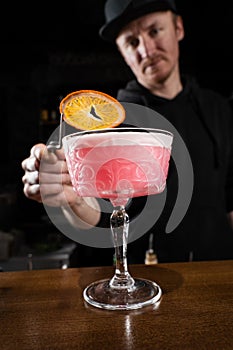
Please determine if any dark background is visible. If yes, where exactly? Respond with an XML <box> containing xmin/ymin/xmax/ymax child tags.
<box><xmin>0</xmin><ymin>0</ymin><xmax>232</xmax><ymax>230</ymax></box>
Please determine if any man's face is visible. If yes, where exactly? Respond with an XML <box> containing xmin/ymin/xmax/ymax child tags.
<box><xmin>116</xmin><ymin>11</ymin><xmax>184</xmax><ymax>90</ymax></box>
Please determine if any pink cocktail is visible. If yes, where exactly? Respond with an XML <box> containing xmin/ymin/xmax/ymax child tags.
<box><xmin>63</xmin><ymin>127</ymin><xmax>173</xmax><ymax>310</ymax></box>
<box><xmin>64</xmin><ymin>129</ymin><xmax>172</xmax><ymax>207</ymax></box>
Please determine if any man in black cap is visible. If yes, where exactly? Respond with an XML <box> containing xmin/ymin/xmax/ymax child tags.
<box><xmin>100</xmin><ymin>0</ymin><xmax>178</xmax><ymax>42</ymax></box>
<box><xmin>22</xmin><ymin>0</ymin><xmax>233</xmax><ymax>265</ymax></box>
<box><xmin>100</xmin><ymin>0</ymin><xmax>183</xmax><ymax>100</ymax></box>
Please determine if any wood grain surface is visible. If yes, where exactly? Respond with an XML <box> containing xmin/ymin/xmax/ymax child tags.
<box><xmin>0</xmin><ymin>260</ymin><xmax>233</xmax><ymax>350</ymax></box>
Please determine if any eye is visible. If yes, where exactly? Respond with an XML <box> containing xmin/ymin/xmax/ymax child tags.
<box><xmin>149</xmin><ymin>27</ymin><xmax>161</xmax><ymax>37</ymax></box>
<box><xmin>127</xmin><ymin>37</ymin><xmax>139</xmax><ymax>49</ymax></box>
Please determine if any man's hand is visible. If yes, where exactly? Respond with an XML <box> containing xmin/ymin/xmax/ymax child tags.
<box><xmin>21</xmin><ymin>143</ymin><xmax>101</xmax><ymax>228</ymax></box>
<box><xmin>21</xmin><ymin>143</ymin><xmax>77</xmax><ymax>207</ymax></box>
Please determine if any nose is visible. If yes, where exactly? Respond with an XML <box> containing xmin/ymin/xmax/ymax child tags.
<box><xmin>137</xmin><ymin>35</ymin><xmax>156</xmax><ymax>59</ymax></box>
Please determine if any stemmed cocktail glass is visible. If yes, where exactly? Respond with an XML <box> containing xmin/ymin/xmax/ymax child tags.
<box><xmin>62</xmin><ymin>127</ymin><xmax>173</xmax><ymax>310</ymax></box>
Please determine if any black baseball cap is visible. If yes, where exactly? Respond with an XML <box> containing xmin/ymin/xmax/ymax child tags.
<box><xmin>99</xmin><ymin>0</ymin><xmax>178</xmax><ymax>43</ymax></box>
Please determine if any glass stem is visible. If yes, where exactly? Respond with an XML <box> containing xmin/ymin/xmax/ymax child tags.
<box><xmin>109</xmin><ymin>206</ymin><xmax>135</xmax><ymax>289</ymax></box>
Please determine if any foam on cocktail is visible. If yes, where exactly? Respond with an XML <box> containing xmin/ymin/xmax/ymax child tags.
<box><xmin>67</xmin><ymin>129</ymin><xmax>172</xmax><ymax>148</ymax></box>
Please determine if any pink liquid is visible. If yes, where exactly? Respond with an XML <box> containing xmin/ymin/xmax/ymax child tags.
<box><xmin>66</xmin><ymin>143</ymin><xmax>171</xmax><ymax>204</ymax></box>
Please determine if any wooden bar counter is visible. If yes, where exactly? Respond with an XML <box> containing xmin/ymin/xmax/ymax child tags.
<box><xmin>0</xmin><ymin>260</ymin><xmax>233</xmax><ymax>349</ymax></box>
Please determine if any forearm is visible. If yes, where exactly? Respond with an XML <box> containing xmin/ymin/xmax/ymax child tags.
<box><xmin>61</xmin><ymin>197</ymin><xmax>101</xmax><ymax>229</ymax></box>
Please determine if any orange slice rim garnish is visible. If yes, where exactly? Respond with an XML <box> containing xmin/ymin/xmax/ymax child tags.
<box><xmin>59</xmin><ymin>90</ymin><xmax>126</xmax><ymax>130</ymax></box>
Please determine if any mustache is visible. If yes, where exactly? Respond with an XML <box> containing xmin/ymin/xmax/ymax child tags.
<box><xmin>141</xmin><ymin>55</ymin><xmax>163</xmax><ymax>72</ymax></box>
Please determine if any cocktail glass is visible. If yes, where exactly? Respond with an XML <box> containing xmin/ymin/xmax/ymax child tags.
<box><xmin>62</xmin><ymin>127</ymin><xmax>173</xmax><ymax>310</ymax></box>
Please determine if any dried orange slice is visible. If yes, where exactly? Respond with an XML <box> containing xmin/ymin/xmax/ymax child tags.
<box><xmin>59</xmin><ymin>90</ymin><xmax>125</xmax><ymax>130</ymax></box>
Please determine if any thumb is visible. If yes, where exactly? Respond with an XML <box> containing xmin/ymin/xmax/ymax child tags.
<box><xmin>32</xmin><ymin>144</ymin><xmax>58</xmax><ymax>164</ymax></box>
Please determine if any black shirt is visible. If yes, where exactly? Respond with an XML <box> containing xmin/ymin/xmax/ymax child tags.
<box><xmin>71</xmin><ymin>75</ymin><xmax>233</xmax><ymax>266</ymax></box>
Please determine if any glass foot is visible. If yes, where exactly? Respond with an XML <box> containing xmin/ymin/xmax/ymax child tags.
<box><xmin>83</xmin><ymin>278</ymin><xmax>162</xmax><ymax>310</ymax></box>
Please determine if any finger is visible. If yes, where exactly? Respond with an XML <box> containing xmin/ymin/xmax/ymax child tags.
<box><xmin>22</xmin><ymin>171</ymin><xmax>39</xmax><ymax>185</ymax></box>
<box><xmin>54</xmin><ymin>148</ymin><xmax>66</xmax><ymax>160</ymax></box>
<box><xmin>31</xmin><ymin>144</ymin><xmax>58</xmax><ymax>164</ymax></box>
<box><xmin>30</xmin><ymin>144</ymin><xmax>46</xmax><ymax>158</ymax></box>
<box><xmin>40</xmin><ymin>183</ymin><xmax>65</xmax><ymax>196</ymax></box>
<box><xmin>23</xmin><ymin>183</ymin><xmax>42</xmax><ymax>201</ymax></box>
<box><xmin>42</xmin><ymin>146</ymin><xmax>65</xmax><ymax>162</ymax></box>
<box><xmin>41</xmin><ymin>185</ymin><xmax>77</xmax><ymax>207</ymax></box>
<box><xmin>21</xmin><ymin>156</ymin><xmax>39</xmax><ymax>172</ymax></box>
<box><xmin>39</xmin><ymin>172</ymin><xmax>71</xmax><ymax>185</ymax></box>
<box><xmin>40</xmin><ymin>148</ymin><xmax>58</xmax><ymax>164</ymax></box>
<box><xmin>39</xmin><ymin>159</ymin><xmax>67</xmax><ymax>174</ymax></box>
<box><xmin>21</xmin><ymin>144</ymin><xmax>46</xmax><ymax>171</ymax></box>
